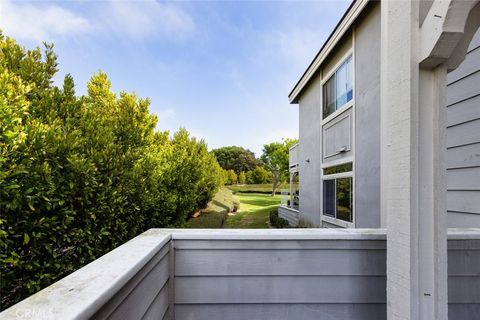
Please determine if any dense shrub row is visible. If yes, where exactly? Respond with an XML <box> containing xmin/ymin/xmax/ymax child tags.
<box><xmin>269</xmin><ymin>209</ymin><xmax>290</xmax><ymax>228</ymax></box>
<box><xmin>223</xmin><ymin>166</ymin><xmax>273</xmax><ymax>186</ymax></box>
<box><xmin>0</xmin><ymin>34</ymin><xmax>223</xmax><ymax>308</ymax></box>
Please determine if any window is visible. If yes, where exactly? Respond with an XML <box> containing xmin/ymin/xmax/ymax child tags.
<box><xmin>322</xmin><ymin>162</ymin><xmax>353</xmax><ymax>223</ymax></box>
<box><xmin>322</xmin><ymin>55</ymin><xmax>353</xmax><ymax>119</ymax></box>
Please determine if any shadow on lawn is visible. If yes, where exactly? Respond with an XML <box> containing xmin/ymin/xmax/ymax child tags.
<box><xmin>237</xmin><ymin>197</ymin><xmax>280</xmax><ymax>207</ymax></box>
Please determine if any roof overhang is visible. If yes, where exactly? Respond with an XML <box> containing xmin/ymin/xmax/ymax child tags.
<box><xmin>288</xmin><ymin>0</ymin><xmax>370</xmax><ymax>104</ymax></box>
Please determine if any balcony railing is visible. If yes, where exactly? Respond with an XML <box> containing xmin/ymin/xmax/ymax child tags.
<box><xmin>289</xmin><ymin>143</ymin><xmax>299</xmax><ymax>171</ymax></box>
<box><xmin>1</xmin><ymin>228</ymin><xmax>479</xmax><ymax>320</ymax></box>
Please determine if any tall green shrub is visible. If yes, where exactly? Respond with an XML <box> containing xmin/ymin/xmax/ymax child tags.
<box><xmin>0</xmin><ymin>34</ymin><xmax>222</xmax><ymax>309</ymax></box>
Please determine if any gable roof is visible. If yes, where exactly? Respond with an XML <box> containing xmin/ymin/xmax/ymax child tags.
<box><xmin>288</xmin><ymin>0</ymin><xmax>369</xmax><ymax>103</ymax></box>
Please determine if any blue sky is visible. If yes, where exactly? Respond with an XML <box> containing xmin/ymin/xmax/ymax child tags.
<box><xmin>1</xmin><ymin>0</ymin><xmax>350</xmax><ymax>156</ymax></box>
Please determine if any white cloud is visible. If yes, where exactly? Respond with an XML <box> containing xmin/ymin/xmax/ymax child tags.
<box><xmin>0</xmin><ymin>0</ymin><xmax>195</xmax><ymax>43</ymax></box>
<box><xmin>0</xmin><ymin>0</ymin><xmax>91</xmax><ymax>42</ymax></box>
<box><xmin>102</xmin><ymin>0</ymin><xmax>195</xmax><ymax>39</ymax></box>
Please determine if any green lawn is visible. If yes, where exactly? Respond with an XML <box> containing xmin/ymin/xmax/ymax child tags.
<box><xmin>225</xmin><ymin>193</ymin><xmax>281</xmax><ymax>228</ymax></box>
<box><xmin>186</xmin><ymin>188</ymin><xmax>282</xmax><ymax>229</ymax></box>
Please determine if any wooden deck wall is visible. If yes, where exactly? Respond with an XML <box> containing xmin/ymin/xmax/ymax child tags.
<box><xmin>92</xmin><ymin>241</ymin><xmax>172</xmax><ymax>320</ymax></box>
<box><xmin>1</xmin><ymin>229</ymin><xmax>479</xmax><ymax>320</ymax></box>
<box><xmin>173</xmin><ymin>231</ymin><xmax>387</xmax><ymax>320</ymax></box>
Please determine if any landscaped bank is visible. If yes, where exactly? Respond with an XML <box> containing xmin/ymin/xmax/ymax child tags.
<box><xmin>186</xmin><ymin>187</ymin><xmax>282</xmax><ymax>229</ymax></box>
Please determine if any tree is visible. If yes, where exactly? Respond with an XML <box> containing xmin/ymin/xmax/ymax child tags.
<box><xmin>211</xmin><ymin>146</ymin><xmax>259</xmax><ymax>173</ymax></box>
<box><xmin>245</xmin><ymin>166</ymin><xmax>272</xmax><ymax>184</ymax></box>
<box><xmin>260</xmin><ymin>138</ymin><xmax>298</xmax><ymax>195</ymax></box>
<box><xmin>223</xmin><ymin>169</ymin><xmax>237</xmax><ymax>185</ymax></box>
<box><xmin>238</xmin><ymin>172</ymin><xmax>246</xmax><ymax>184</ymax></box>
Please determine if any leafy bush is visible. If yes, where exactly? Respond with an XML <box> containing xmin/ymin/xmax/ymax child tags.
<box><xmin>269</xmin><ymin>209</ymin><xmax>290</xmax><ymax>228</ymax></box>
<box><xmin>223</xmin><ymin>169</ymin><xmax>238</xmax><ymax>185</ymax></box>
<box><xmin>0</xmin><ymin>34</ymin><xmax>223</xmax><ymax>309</ymax></box>
<box><xmin>238</xmin><ymin>171</ymin><xmax>246</xmax><ymax>184</ymax></box>
<box><xmin>245</xmin><ymin>166</ymin><xmax>272</xmax><ymax>184</ymax></box>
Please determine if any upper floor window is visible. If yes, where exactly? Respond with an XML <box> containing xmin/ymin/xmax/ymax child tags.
<box><xmin>323</xmin><ymin>55</ymin><xmax>353</xmax><ymax>119</ymax></box>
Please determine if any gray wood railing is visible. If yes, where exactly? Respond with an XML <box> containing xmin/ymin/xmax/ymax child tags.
<box><xmin>1</xmin><ymin>229</ymin><xmax>479</xmax><ymax>320</ymax></box>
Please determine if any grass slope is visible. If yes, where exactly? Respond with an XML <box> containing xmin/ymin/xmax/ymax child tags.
<box><xmin>225</xmin><ymin>193</ymin><xmax>281</xmax><ymax>229</ymax></box>
<box><xmin>227</xmin><ymin>183</ymin><xmax>297</xmax><ymax>194</ymax></box>
<box><xmin>185</xmin><ymin>187</ymin><xmax>240</xmax><ymax>228</ymax></box>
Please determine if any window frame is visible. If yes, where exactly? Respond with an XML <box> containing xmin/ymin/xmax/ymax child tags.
<box><xmin>320</xmin><ymin>44</ymin><xmax>355</xmax><ymax>229</ymax></box>
<box><xmin>321</xmin><ymin>160</ymin><xmax>355</xmax><ymax>228</ymax></box>
<box><xmin>321</xmin><ymin>51</ymin><xmax>354</xmax><ymax>125</ymax></box>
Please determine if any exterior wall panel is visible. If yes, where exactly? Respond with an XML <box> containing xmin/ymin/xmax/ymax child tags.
<box><xmin>173</xmin><ymin>233</ymin><xmax>387</xmax><ymax>320</ymax></box>
<box><xmin>446</xmin><ymin>28</ymin><xmax>480</xmax><ymax>227</ymax></box>
<box><xmin>352</xmin><ymin>2</ymin><xmax>381</xmax><ymax>228</ymax></box>
<box><xmin>298</xmin><ymin>74</ymin><xmax>322</xmax><ymax>226</ymax></box>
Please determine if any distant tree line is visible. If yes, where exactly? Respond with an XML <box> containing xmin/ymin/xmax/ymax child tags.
<box><xmin>212</xmin><ymin>139</ymin><xmax>298</xmax><ymax>195</ymax></box>
<box><xmin>0</xmin><ymin>34</ymin><xmax>223</xmax><ymax>309</ymax></box>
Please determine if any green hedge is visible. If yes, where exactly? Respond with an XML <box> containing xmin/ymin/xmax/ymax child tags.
<box><xmin>269</xmin><ymin>209</ymin><xmax>290</xmax><ymax>228</ymax></box>
<box><xmin>0</xmin><ymin>34</ymin><xmax>223</xmax><ymax>309</ymax></box>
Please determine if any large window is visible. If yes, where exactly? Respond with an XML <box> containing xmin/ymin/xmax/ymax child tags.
<box><xmin>322</xmin><ymin>55</ymin><xmax>353</xmax><ymax>119</ymax></box>
<box><xmin>322</xmin><ymin>162</ymin><xmax>353</xmax><ymax>223</ymax></box>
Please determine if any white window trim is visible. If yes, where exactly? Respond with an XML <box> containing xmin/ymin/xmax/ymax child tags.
<box><xmin>321</xmin><ymin>49</ymin><xmax>354</xmax><ymax>124</ymax></box>
<box><xmin>321</xmin><ymin>157</ymin><xmax>354</xmax><ymax>169</ymax></box>
<box><xmin>321</xmin><ymin>167</ymin><xmax>354</xmax><ymax>227</ymax></box>
<box><xmin>321</xmin><ymin>101</ymin><xmax>353</xmax><ymax>126</ymax></box>
<box><xmin>322</xmin><ymin>214</ymin><xmax>354</xmax><ymax>228</ymax></box>
<box><xmin>321</xmin><ymin>49</ymin><xmax>353</xmax><ymax>85</ymax></box>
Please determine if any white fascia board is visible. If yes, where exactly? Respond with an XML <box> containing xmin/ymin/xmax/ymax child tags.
<box><xmin>288</xmin><ymin>0</ymin><xmax>369</xmax><ymax>104</ymax></box>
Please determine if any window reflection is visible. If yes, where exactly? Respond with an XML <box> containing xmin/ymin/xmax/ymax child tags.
<box><xmin>322</xmin><ymin>176</ymin><xmax>353</xmax><ymax>223</ymax></box>
<box><xmin>322</xmin><ymin>55</ymin><xmax>353</xmax><ymax>119</ymax></box>
<box><xmin>336</xmin><ymin>177</ymin><xmax>352</xmax><ymax>222</ymax></box>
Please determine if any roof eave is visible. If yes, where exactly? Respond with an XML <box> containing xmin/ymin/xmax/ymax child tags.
<box><xmin>288</xmin><ymin>0</ymin><xmax>370</xmax><ymax>104</ymax></box>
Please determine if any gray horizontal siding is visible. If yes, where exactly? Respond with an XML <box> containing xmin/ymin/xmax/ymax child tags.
<box><xmin>447</xmin><ymin>191</ymin><xmax>480</xmax><ymax>214</ymax></box>
<box><xmin>448</xmin><ymin>239</ymin><xmax>480</xmax><ymax>320</ymax></box>
<box><xmin>175</xmin><ymin>276</ymin><xmax>386</xmax><ymax>304</ymax></box>
<box><xmin>447</xmin><ymin>47</ymin><xmax>480</xmax><ymax>84</ymax></box>
<box><xmin>448</xmin><ymin>211</ymin><xmax>480</xmax><ymax>227</ymax></box>
<box><xmin>175</xmin><ymin>304</ymin><xmax>386</xmax><ymax>320</ymax></box>
<box><xmin>446</xmin><ymin>118</ymin><xmax>480</xmax><ymax>148</ymax></box>
<box><xmin>446</xmin><ymin>28</ymin><xmax>480</xmax><ymax>227</ymax></box>
<box><xmin>468</xmin><ymin>26</ymin><xmax>480</xmax><ymax>51</ymax></box>
<box><xmin>92</xmin><ymin>242</ymin><xmax>171</xmax><ymax>320</ymax></box>
<box><xmin>141</xmin><ymin>283</ymin><xmax>170</xmax><ymax>320</ymax></box>
<box><xmin>446</xmin><ymin>142</ymin><xmax>480</xmax><ymax>168</ymax></box>
<box><xmin>175</xmin><ymin>249</ymin><xmax>386</xmax><ymax>276</ymax></box>
<box><xmin>446</xmin><ymin>95</ymin><xmax>480</xmax><ymax>128</ymax></box>
<box><xmin>278</xmin><ymin>206</ymin><xmax>300</xmax><ymax>226</ymax></box>
<box><xmin>173</xmin><ymin>237</ymin><xmax>386</xmax><ymax>320</ymax></box>
<box><xmin>446</xmin><ymin>167</ymin><xmax>480</xmax><ymax>190</ymax></box>
<box><xmin>2</xmin><ymin>229</ymin><xmax>480</xmax><ymax>320</ymax></box>
<box><xmin>446</xmin><ymin>71</ymin><xmax>480</xmax><ymax>107</ymax></box>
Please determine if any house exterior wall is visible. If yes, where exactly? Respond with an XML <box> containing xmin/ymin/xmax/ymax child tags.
<box><xmin>351</xmin><ymin>2</ymin><xmax>381</xmax><ymax>228</ymax></box>
<box><xmin>294</xmin><ymin>2</ymin><xmax>479</xmax><ymax>229</ymax></box>
<box><xmin>295</xmin><ymin>2</ymin><xmax>380</xmax><ymax>228</ymax></box>
<box><xmin>445</xmin><ymin>28</ymin><xmax>480</xmax><ymax>227</ymax></box>
<box><xmin>298</xmin><ymin>73</ymin><xmax>322</xmax><ymax>226</ymax></box>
